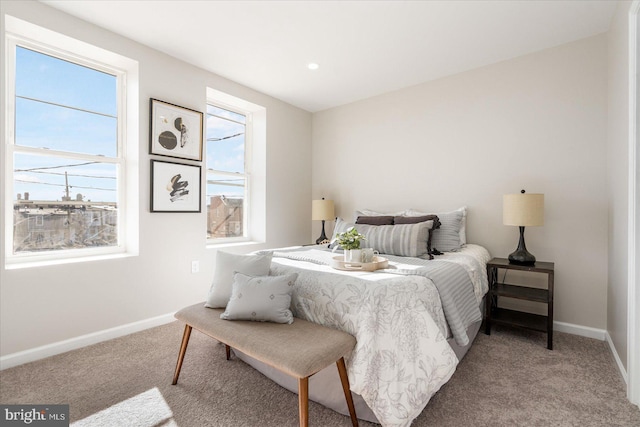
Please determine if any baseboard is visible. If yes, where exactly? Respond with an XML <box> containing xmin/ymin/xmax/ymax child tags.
<box><xmin>552</xmin><ymin>321</ymin><xmax>628</xmax><ymax>384</ymax></box>
<box><xmin>553</xmin><ymin>320</ymin><xmax>606</xmax><ymax>340</ymax></box>
<box><xmin>0</xmin><ymin>312</ymin><xmax>176</xmax><ymax>371</ymax></box>
<box><xmin>605</xmin><ymin>331</ymin><xmax>629</xmax><ymax>384</ymax></box>
<box><xmin>0</xmin><ymin>315</ymin><xmax>627</xmax><ymax>378</ymax></box>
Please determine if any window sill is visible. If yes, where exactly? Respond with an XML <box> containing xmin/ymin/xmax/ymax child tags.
<box><xmin>206</xmin><ymin>239</ymin><xmax>264</xmax><ymax>250</ymax></box>
<box><xmin>5</xmin><ymin>251</ymin><xmax>138</xmax><ymax>270</ymax></box>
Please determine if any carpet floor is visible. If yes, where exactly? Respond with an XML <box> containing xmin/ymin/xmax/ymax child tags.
<box><xmin>1</xmin><ymin>321</ymin><xmax>639</xmax><ymax>426</ymax></box>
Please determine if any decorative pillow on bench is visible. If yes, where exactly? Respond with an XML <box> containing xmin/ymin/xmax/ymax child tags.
<box><xmin>205</xmin><ymin>251</ymin><xmax>273</xmax><ymax>308</ymax></box>
<box><xmin>220</xmin><ymin>272</ymin><xmax>298</xmax><ymax>324</ymax></box>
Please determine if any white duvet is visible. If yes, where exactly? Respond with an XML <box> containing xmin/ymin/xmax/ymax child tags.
<box><xmin>267</xmin><ymin>244</ymin><xmax>490</xmax><ymax>427</ymax></box>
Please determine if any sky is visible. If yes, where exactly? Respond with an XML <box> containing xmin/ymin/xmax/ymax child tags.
<box><xmin>13</xmin><ymin>46</ymin><xmax>245</xmax><ymax>206</ymax></box>
<box><xmin>205</xmin><ymin>105</ymin><xmax>246</xmax><ymax>203</ymax></box>
<box><xmin>14</xmin><ymin>46</ymin><xmax>118</xmax><ymax>203</ymax></box>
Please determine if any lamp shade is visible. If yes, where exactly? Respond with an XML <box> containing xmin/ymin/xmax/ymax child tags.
<box><xmin>503</xmin><ymin>193</ymin><xmax>544</xmax><ymax>227</ymax></box>
<box><xmin>312</xmin><ymin>199</ymin><xmax>335</xmax><ymax>221</ymax></box>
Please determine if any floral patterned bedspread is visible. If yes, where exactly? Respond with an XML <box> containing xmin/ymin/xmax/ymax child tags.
<box><xmin>266</xmin><ymin>244</ymin><xmax>490</xmax><ymax>427</ymax></box>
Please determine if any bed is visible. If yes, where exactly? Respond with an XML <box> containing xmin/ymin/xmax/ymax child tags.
<box><xmin>229</xmin><ymin>208</ymin><xmax>490</xmax><ymax>427</ymax></box>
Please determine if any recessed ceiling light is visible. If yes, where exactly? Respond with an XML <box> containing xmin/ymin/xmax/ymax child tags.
<box><xmin>307</xmin><ymin>63</ymin><xmax>319</xmax><ymax>70</ymax></box>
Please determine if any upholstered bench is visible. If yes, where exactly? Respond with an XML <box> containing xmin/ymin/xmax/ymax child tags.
<box><xmin>171</xmin><ymin>302</ymin><xmax>359</xmax><ymax>427</ymax></box>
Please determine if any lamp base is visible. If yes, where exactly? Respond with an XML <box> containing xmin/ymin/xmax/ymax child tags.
<box><xmin>316</xmin><ymin>220</ymin><xmax>328</xmax><ymax>245</ymax></box>
<box><xmin>508</xmin><ymin>249</ymin><xmax>536</xmax><ymax>265</ymax></box>
<box><xmin>508</xmin><ymin>226</ymin><xmax>536</xmax><ymax>265</ymax></box>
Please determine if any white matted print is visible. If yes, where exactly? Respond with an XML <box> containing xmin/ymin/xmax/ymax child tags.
<box><xmin>150</xmin><ymin>98</ymin><xmax>203</xmax><ymax>161</ymax></box>
<box><xmin>151</xmin><ymin>160</ymin><xmax>201</xmax><ymax>212</ymax></box>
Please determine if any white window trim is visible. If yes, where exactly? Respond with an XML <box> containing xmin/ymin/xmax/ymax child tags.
<box><xmin>627</xmin><ymin>0</ymin><xmax>640</xmax><ymax>407</ymax></box>
<box><xmin>205</xmin><ymin>88</ymin><xmax>266</xmax><ymax>247</ymax></box>
<box><xmin>3</xmin><ymin>16</ymin><xmax>139</xmax><ymax>268</ymax></box>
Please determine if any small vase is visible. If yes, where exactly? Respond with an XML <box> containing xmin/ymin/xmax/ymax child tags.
<box><xmin>344</xmin><ymin>249</ymin><xmax>362</xmax><ymax>263</ymax></box>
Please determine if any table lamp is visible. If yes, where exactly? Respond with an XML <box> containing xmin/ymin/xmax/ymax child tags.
<box><xmin>312</xmin><ymin>198</ymin><xmax>335</xmax><ymax>244</ymax></box>
<box><xmin>503</xmin><ymin>190</ymin><xmax>544</xmax><ymax>265</ymax></box>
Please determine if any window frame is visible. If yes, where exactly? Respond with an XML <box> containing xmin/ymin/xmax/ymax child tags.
<box><xmin>3</xmin><ymin>18</ymin><xmax>138</xmax><ymax>267</ymax></box>
<box><xmin>205</xmin><ymin>100</ymin><xmax>252</xmax><ymax>244</ymax></box>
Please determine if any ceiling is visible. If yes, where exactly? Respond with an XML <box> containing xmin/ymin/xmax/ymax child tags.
<box><xmin>41</xmin><ymin>0</ymin><xmax>618</xmax><ymax>113</ymax></box>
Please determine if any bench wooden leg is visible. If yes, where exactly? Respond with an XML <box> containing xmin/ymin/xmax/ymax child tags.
<box><xmin>172</xmin><ymin>324</ymin><xmax>192</xmax><ymax>385</ymax></box>
<box><xmin>298</xmin><ymin>377</ymin><xmax>309</xmax><ymax>427</ymax></box>
<box><xmin>225</xmin><ymin>344</ymin><xmax>231</xmax><ymax>360</ymax></box>
<box><xmin>337</xmin><ymin>357</ymin><xmax>359</xmax><ymax>427</ymax></box>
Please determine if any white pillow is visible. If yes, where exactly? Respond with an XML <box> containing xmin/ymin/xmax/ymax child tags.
<box><xmin>220</xmin><ymin>272</ymin><xmax>298</xmax><ymax>324</ymax></box>
<box><xmin>205</xmin><ymin>251</ymin><xmax>273</xmax><ymax>308</ymax></box>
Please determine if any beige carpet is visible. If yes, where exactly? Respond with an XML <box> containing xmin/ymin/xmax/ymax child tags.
<box><xmin>1</xmin><ymin>321</ymin><xmax>639</xmax><ymax>427</ymax></box>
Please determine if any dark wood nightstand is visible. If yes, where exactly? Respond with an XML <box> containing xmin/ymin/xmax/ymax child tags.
<box><xmin>484</xmin><ymin>257</ymin><xmax>555</xmax><ymax>350</ymax></box>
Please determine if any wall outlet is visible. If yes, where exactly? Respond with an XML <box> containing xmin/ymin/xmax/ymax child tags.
<box><xmin>191</xmin><ymin>260</ymin><xmax>199</xmax><ymax>274</ymax></box>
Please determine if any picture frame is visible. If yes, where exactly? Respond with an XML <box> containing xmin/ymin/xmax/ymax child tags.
<box><xmin>151</xmin><ymin>160</ymin><xmax>201</xmax><ymax>213</ymax></box>
<box><xmin>149</xmin><ymin>98</ymin><xmax>203</xmax><ymax>161</ymax></box>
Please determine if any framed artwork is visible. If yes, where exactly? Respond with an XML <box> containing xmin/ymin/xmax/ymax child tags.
<box><xmin>149</xmin><ymin>98</ymin><xmax>203</xmax><ymax>161</ymax></box>
<box><xmin>151</xmin><ymin>160</ymin><xmax>201</xmax><ymax>213</ymax></box>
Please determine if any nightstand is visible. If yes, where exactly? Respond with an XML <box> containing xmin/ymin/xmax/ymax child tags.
<box><xmin>484</xmin><ymin>257</ymin><xmax>555</xmax><ymax>350</ymax></box>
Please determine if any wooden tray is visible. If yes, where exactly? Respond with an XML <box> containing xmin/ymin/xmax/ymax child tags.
<box><xmin>330</xmin><ymin>256</ymin><xmax>388</xmax><ymax>272</ymax></box>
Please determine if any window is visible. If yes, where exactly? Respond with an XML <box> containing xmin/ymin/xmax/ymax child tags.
<box><xmin>205</xmin><ymin>104</ymin><xmax>249</xmax><ymax>241</ymax></box>
<box><xmin>4</xmin><ymin>17</ymin><xmax>139</xmax><ymax>265</ymax></box>
<box><xmin>205</xmin><ymin>88</ymin><xmax>265</xmax><ymax>245</ymax></box>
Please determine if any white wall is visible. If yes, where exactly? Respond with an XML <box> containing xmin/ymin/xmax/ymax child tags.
<box><xmin>606</xmin><ymin>0</ymin><xmax>633</xmax><ymax>372</ymax></box>
<box><xmin>0</xmin><ymin>0</ymin><xmax>618</xmax><ymax>364</ymax></box>
<box><xmin>313</xmin><ymin>35</ymin><xmax>608</xmax><ymax>330</ymax></box>
<box><xmin>0</xmin><ymin>0</ymin><xmax>312</xmax><ymax>357</ymax></box>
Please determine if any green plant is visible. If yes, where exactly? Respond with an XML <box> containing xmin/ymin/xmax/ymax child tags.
<box><xmin>333</xmin><ymin>226</ymin><xmax>366</xmax><ymax>250</ymax></box>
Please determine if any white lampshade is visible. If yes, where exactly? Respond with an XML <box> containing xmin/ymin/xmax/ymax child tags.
<box><xmin>312</xmin><ymin>199</ymin><xmax>335</xmax><ymax>221</ymax></box>
<box><xmin>503</xmin><ymin>193</ymin><xmax>544</xmax><ymax>227</ymax></box>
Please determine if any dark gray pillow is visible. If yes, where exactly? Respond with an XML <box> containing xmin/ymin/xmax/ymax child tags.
<box><xmin>356</xmin><ymin>215</ymin><xmax>394</xmax><ymax>225</ymax></box>
<box><xmin>394</xmin><ymin>214</ymin><xmax>441</xmax><ymax>228</ymax></box>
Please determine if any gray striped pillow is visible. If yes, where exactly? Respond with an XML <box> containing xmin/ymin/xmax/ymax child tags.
<box><xmin>405</xmin><ymin>208</ymin><xmax>465</xmax><ymax>252</ymax></box>
<box><xmin>331</xmin><ymin>218</ymin><xmax>433</xmax><ymax>258</ymax></box>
